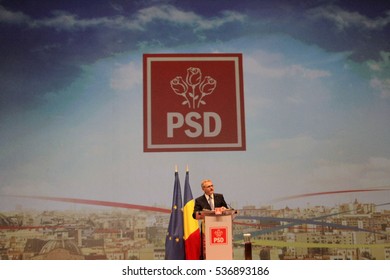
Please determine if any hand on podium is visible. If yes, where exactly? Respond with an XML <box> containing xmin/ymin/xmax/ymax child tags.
<box><xmin>215</xmin><ymin>206</ymin><xmax>227</xmax><ymax>215</ymax></box>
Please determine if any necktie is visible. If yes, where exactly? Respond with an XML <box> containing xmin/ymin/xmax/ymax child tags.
<box><xmin>208</xmin><ymin>196</ymin><xmax>214</xmax><ymax>210</ymax></box>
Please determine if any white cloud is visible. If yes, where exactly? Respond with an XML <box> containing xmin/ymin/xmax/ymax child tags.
<box><xmin>0</xmin><ymin>4</ymin><xmax>245</xmax><ymax>32</ymax></box>
<box><xmin>308</xmin><ymin>5</ymin><xmax>390</xmax><ymax>30</ymax></box>
<box><xmin>245</xmin><ymin>53</ymin><xmax>330</xmax><ymax>80</ymax></box>
<box><xmin>0</xmin><ymin>6</ymin><xmax>131</xmax><ymax>30</ymax></box>
<box><xmin>196</xmin><ymin>10</ymin><xmax>246</xmax><ymax>30</ymax></box>
<box><xmin>0</xmin><ymin>5</ymin><xmax>29</xmax><ymax>24</ymax></box>
<box><xmin>136</xmin><ymin>5</ymin><xmax>200</xmax><ymax>26</ymax></box>
<box><xmin>308</xmin><ymin>157</ymin><xmax>390</xmax><ymax>189</ymax></box>
<box><xmin>287</xmin><ymin>64</ymin><xmax>330</xmax><ymax>79</ymax></box>
<box><xmin>110</xmin><ymin>62</ymin><xmax>141</xmax><ymax>91</ymax></box>
<box><xmin>136</xmin><ymin>6</ymin><xmax>245</xmax><ymax>31</ymax></box>
<box><xmin>243</xmin><ymin>49</ymin><xmax>332</xmax><ymax>120</ymax></box>
<box><xmin>29</xmin><ymin>11</ymin><xmax>142</xmax><ymax>31</ymax></box>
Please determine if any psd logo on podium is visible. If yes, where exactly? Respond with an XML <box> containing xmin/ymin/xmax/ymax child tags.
<box><xmin>210</xmin><ymin>227</ymin><xmax>228</xmax><ymax>245</ymax></box>
<box><xmin>143</xmin><ymin>53</ymin><xmax>246</xmax><ymax>152</ymax></box>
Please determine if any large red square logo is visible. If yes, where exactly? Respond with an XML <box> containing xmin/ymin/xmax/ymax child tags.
<box><xmin>143</xmin><ymin>53</ymin><xmax>246</xmax><ymax>152</ymax></box>
<box><xmin>210</xmin><ymin>227</ymin><xmax>228</xmax><ymax>245</ymax></box>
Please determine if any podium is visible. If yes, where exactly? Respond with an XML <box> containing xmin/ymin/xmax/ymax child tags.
<box><xmin>195</xmin><ymin>209</ymin><xmax>237</xmax><ymax>260</ymax></box>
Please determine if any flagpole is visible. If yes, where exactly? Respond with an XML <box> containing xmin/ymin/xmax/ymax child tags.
<box><xmin>165</xmin><ymin>167</ymin><xmax>185</xmax><ymax>259</ymax></box>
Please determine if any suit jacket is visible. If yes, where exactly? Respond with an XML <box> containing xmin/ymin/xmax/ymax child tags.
<box><xmin>192</xmin><ymin>193</ymin><xmax>228</xmax><ymax>218</ymax></box>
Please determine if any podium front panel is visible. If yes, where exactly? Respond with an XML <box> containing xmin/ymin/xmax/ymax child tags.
<box><xmin>204</xmin><ymin>215</ymin><xmax>233</xmax><ymax>260</ymax></box>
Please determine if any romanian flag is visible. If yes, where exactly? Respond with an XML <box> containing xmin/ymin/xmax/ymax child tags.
<box><xmin>183</xmin><ymin>170</ymin><xmax>201</xmax><ymax>259</ymax></box>
<box><xmin>165</xmin><ymin>171</ymin><xmax>185</xmax><ymax>259</ymax></box>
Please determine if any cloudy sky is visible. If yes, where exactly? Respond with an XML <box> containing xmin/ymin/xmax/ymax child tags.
<box><xmin>0</xmin><ymin>0</ymin><xmax>389</xmax><ymax>211</ymax></box>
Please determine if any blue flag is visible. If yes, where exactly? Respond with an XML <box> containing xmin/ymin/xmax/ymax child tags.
<box><xmin>165</xmin><ymin>171</ymin><xmax>185</xmax><ymax>259</ymax></box>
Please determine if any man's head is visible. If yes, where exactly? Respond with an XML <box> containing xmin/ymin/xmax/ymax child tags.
<box><xmin>201</xmin><ymin>179</ymin><xmax>214</xmax><ymax>196</ymax></box>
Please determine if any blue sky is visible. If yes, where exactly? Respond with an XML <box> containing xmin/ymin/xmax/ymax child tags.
<box><xmin>0</xmin><ymin>0</ymin><xmax>389</xmax><ymax>210</ymax></box>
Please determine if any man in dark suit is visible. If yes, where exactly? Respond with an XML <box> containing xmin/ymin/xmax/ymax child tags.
<box><xmin>192</xmin><ymin>179</ymin><xmax>228</xmax><ymax>219</ymax></box>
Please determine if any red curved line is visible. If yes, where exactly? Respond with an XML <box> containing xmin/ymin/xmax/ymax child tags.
<box><xmin>2</xmin><ymin>195</ymin><xmax>171</xmax><ymax>214</ymax></box>
<box><xmin>275</xmin><ymin>187</ymin><xmax>390</xmax><ymax>202</ymax></box>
